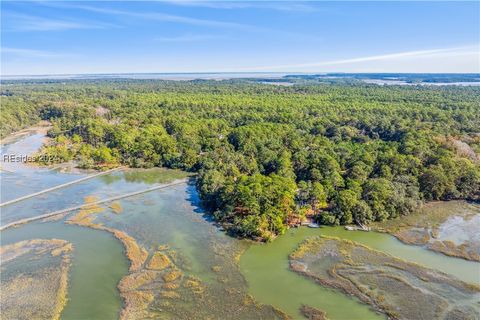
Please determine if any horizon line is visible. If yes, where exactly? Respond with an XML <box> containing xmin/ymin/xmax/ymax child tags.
<box><xmin>2</xmin><ymin>71</ymin><xmax>480</xmax><ymax>78</ymax></box>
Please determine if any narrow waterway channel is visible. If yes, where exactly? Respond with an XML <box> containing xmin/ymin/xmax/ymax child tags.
<box><xmin>1</xmin><ymin>221</ymin><xmax>128</xmax><ymax>319</ymax></box>
<box><xmin>240</xmin><ymin>226</ymin><xmax>480</xmax><ymax>320</ymax></box>
<box><xmin>1</xmin><ymin>131</ymin><xmax>129</xmax><ymax>319</ymax></box>
<box><xmin>2</xmin><ymin>130</ymin><xmax>479</xmax><ymax>320</ymax></box>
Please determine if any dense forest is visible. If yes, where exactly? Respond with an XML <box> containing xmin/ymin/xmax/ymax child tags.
<box><xmin>1</xmin><ymin>79</ymin><xmax>479</xmax><ymax>240</ymax></box>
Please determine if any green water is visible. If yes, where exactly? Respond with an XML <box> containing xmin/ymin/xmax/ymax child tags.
<box><xmin>2</xmin><ymin>132</ymin><xmax>480</xmax><ymax>320</ymax></box>
<box><xmin>318</xmin><ymin>227</ymin><xmax>479</xmax><ymax>284</ymax></box>
<box><xmin>240</xmin><ymin>227</ymin><xmax>480</xmax><ymax>320</ymax></box>
<box><xmin>1</xmin><ymin>221</ymin><xmax>128</xmax><ymax>320</ymax></box>
<box><xmin>92</xmin><ymin>183</ymin><xmax>284</xmax><ymax>319</ymax></box>
<box><xmin>240</xmin><ymin>228</ymin><xmax>385</xmax><ymax>320</ymax></box>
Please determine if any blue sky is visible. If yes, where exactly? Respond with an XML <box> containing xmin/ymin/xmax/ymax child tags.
<box><xmin>1</xmin><ymin>1</ymin><xmax>479</xmax><ymax>75</ymax></box>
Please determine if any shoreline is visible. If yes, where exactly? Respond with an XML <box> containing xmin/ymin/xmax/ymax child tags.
<box><xmin>369</xmin><ymin>200</ymin><xmax>480</xmax><ymax>262</ymax></box>
<box><xmin>289</xmin><ymin>236</ymin><xmax>480</xmax><ymax>320</ymax></box>
<box><xmin>0</xmin><ymin>121</ymin><xmax>51</xmax><ymax>147</ymax></box>
<box><xmin>1</xmin><ymin>128</ymin><xmax>282</xmax><ymax>320</ymax></box>
<box><xmin>0</xmin><ymin>123</ymin><xmax>118</xmax><ymax>175</ymax></box>
<box><xmin>64</xmin><ymin>180</ymin><xmax>284</xmax><ymax>320</ymax></box>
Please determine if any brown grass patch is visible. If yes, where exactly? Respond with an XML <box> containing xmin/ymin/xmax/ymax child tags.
<box><xmin>163</xmin><ymin>283</ymin><xmax>180</xmax><ymax>290</ymax></box>
<box><xmin>118</xmin><ymin>270</ymin><xmax>158</xmax><ymax>291</ymax></box>
<box><xmin>159</xmin><ymin>291</ymin><xmax>180</xmax><ymax>299</ymax></box>
<box><xmin>371</xmin><ymin>201</ymin><xmax>480</xmax><ymax>261</ymax></box>
<box><xmin>157</xmin><ymin>244</ymin><xmax>169</xmax><ymax>251</ymax></box>
<box><xmin>394</xmin><ymin>228</ymin><xmax>430</xmax><ymax>245</ymax></box>
<box><xmin>0</xmin><ymin>239</ymin><xmax>73</xmax><ymax>320</ymax></box>
<box><xmin>84</xmin><ymin>195</ymin><xmax>98</xmax><ymax>203</ymax></box>
<box><xmin>428</xmin><ymin>240</ymin><xmax>480</xmax><ymax>261</ymax></box>
<box><xmin>146</xmin><ymin>252</ymin><xmax>171</xmax><ymax>270</ymax></box>
<box><xmin>110</xmin><ymin>229</ymin><xmax>148</xmax><ymax>272</ymax></box>
<box><xmin>51</xmin><ymin>242</ymin><xmax>73</xmax><ymax>257</ymax></box>
<box><xmin>162</xmin><ymin>270</ymin><xmax>182</xmax><ymax>282</ymax></box>
<box><xmin>109</xmin><ymin>201</ymin><xmax>123</xmax><ymax>214</ymax></box>
<box><xmin>120</xmin><ymin>291</ymin><xmax>155</xmax><ymax>320</ymax></box>
<box><xmin>300</xmin><ymin>305</ymin><xmax>329</xmax><ymax>320</ymax></box>
<box><xmin>67</xmin><ymin>195</ymin><xmax>105</xmax><ymax>227</ymax></box>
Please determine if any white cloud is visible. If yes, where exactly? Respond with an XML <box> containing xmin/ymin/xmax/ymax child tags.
<box><xmin>3</xmin><ymin>12</ymin><xmax>117</xmax><ymax>32</ymax></box>
<box><xmin>35</xmin><ymin>2</ymin><xmax>318</xmax><ymax>39</ymax></box>
<box><xmin>234</xmin><ymin>45</ymin><xmax>480</xmax><ymax>73</ymax></box>
<box><xmin>1</xmin><ymin>47</ymin><xmax>77</xmax><ymax>58</ymax></box>
<box><xmin>163</xmin><ymin>1</ymin><xmax>318</xmax><ymax>12</ymax></box>
<box><xmin>155</xmin><ymin>34</ymin><xmax>222</xmax><ymax>42</ymax></box>
<box><xmin>41</xmin><ymin>3</ymin><xmax>256</xmax><ymax>30</ymax></box>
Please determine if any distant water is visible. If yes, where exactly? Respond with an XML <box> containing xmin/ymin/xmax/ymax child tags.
<box><xmin>363</xmin><ymin>79</ymin><xmax>480</xmax><ymax>86</ymax></box>
<box><xmin>1</xmin><ymin>72</ymin><xmax>289</xmax><ymax>81</ymax></box>
<box><xmin>3</xmin><ymin>72</ymin><xmax>480</xmax><ymax>86</ymax></box>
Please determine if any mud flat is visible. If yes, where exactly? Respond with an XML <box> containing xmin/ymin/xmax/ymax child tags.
<box><xmin>0</xmin><ymin>239</ymin><xmax>73</xmax><ymax>320</ymax></box>
<box><xmin>289</xmin><ymin>236</ymin><xmax>480</xmax><ymax>320</ymax></box>
<box><xmin>371</xmin><ymin>201</ymin><xmax>480</xmax><ymax>261</ymax></box>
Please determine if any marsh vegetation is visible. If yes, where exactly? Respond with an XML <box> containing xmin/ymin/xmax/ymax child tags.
<box><xmin>372</xmin><ymin>201</ymin><xmax>480</xmax><ymax>261</ymax></box>
<box><xmin>289</xmin><ymin>236</ymin><xmax>480</xmax><ymax>320</ymax></box>
<box><xmin>0</xmin><ymin>239</ymin><xmax>73</xmax><ymax>320</ymax></box>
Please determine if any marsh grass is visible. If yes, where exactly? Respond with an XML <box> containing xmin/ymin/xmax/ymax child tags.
<box><xmin>371</xmin><ymin>201</ymin><xmax>480</xmax><ymax>261</ymax></box>
<box><xmin>146</xmin><ymin>251</ymin><xmax>171</xmax><ymax>270</ymax></box>
<box><xmin>290</xmin><ymin>236</ymin><xmax>479</xmax><ymax>320</ymax></box>
<box><xmin>300</xmin><ymin>305</ymin><xmax>329</xmax><ymax>320</ymax></box>
<box><xmin>67</xmin><ymin>185</ymin><xmax>288</xmax><ymax>320</ymax></box>
<box><xmin>0</xmin><ymin>239</ymin><xmax>73</xmax><ymax>320</ymax></box>
<box><xmin>109</xmin><ymin>201</ymin><xmax>123</xmax><ymax>214</ymax></box>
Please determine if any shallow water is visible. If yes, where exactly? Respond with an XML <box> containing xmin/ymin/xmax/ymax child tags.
<box><xmin>1</xmin><ymin>221</ymin><xmax>128</xmax><ymax>320</ymax></box>
<box><xmin>1</xmin><ymin>132</ymin><xmax>271</xmax><ymax>319</ymax></box>
<box><xmin>241</xmin><ymin>227</ymin><xmax>386</xmax><ymax>320</ymax></box>
<box><xmin>0</xmin><ymin>133</ymin><xmax>189</xmax><ymax>319</ymax></box>
<box><xmin>91</xmin><ymin>183</ymin><xmax>281</xmax><ymax>319</ymax></box>
<box><xmin>2</xmin><ymin>132</ymin><xmax>479</xmax><ymax>320</ymax></box>
<box><xmin>321</xmin><ymin>227</ymin><xmax>479</xmax><ymax>284</ymax></box>
<box><xmin>0</xmin><ymin>168</ymin><xmax>188</xmax><ymax>226</ymax></box>
<box><xmin>0</xmin><ymin>133</ymin><xmax>87</xmax><ymax>202</ymax></box>
<box><xmin>437</xmin><ymin>214</ymin><xmax>480</xmax><ymax>245</ymax></box>
<box><xmin>240</xmin><ymin>226</ymin><xmax>480</xmax><ymax>319</ymax></box>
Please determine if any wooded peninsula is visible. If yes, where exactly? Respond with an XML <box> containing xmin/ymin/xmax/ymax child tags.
<box><xmin>2</xmin><ymin>79</ymin><xmax>479</xmax><ymax>241</ymax></box>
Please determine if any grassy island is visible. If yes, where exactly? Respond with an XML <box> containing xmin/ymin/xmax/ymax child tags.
<box><xmin>289</xmin><ymin>236</ymin><xmax>480</xmax><ymax>320</ymax></box>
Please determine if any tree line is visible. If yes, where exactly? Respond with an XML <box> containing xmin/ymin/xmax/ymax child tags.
<box><xmin>2</xmin><ymin>80</ymin><xmax>479</xmax><ymax>240</ymax></box>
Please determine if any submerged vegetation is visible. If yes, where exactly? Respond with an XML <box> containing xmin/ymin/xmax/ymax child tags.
<box><xmin>1</xmin><ymin>80</ymin><xmax>479</xmax><ymax>240</ymax></box>
<box><xmin>67</xmin><ymin>194</ymin><xmax>149</xmax><ymax>272</ymax></box>
<box><xmin>1</xmin><ymin>127</ymin><xmax>478</xmax><ymax>319</ymax></box>
<box><xmin>289</xmin><ymin>236</ymin><xmax>480</xmax><ymax>320</ymax></box>
<box><xmin>61</xmin><ymin>174</ymin><xmax>285</xmax><ymax>319</ymax></box>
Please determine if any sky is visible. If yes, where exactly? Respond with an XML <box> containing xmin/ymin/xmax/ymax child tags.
<box><xmin>1</xmin><ymin>1</ymin><xmax>479</xmax><ymax>75</ymax></box>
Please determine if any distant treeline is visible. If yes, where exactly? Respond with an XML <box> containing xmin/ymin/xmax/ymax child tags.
<box><xmin>285</xmin><ymin>73</ymin><xmax>480</xmax><ymax>83</ymax></box>
<box><xmin>1</xmin><ymin>80</ymin><xmax>479</xmax><ymax>240</ymax></box>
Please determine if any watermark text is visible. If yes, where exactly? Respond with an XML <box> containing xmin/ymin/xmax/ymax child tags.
<box><xmin>2</xmin><ymin>154</ymin><xmax>58</xmax><ymax>163</ymax></box>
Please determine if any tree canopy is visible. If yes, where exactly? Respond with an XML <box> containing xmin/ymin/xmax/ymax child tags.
<box><xmin>2</xmin><ymin>79</ymin><xmax>479</xmax><ymax>240</ymax></box>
